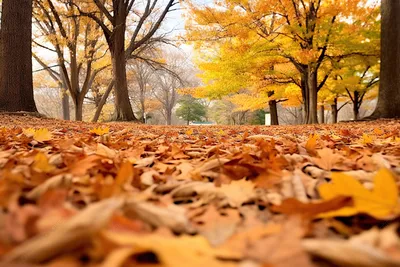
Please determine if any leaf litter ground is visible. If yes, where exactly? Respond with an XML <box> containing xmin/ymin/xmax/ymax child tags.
<box><xmin>1</xmin><ymin>114</ymin><xmax>400</xmax><ymax>267</ymax></box>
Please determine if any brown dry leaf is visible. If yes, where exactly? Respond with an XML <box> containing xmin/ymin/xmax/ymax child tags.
<box><xmin>303</xmin><ymin>226</ymin><xmax>400</xmax><ymax>267</ymax></box>
<box><xmin>96</xmin><ymin>143</ymin><xmax>117</xmax><ymax>158</ymax></box>
<box><xmin>271</xmin><ymin>196</ymin><xmax>354</xmax><ymax>218</ymax></box>
<box><xmin>100</xmin><ymin>231</ymin><xmax>236</xmax><ymax>267</ymax></box>
<box><xmin>69</xmin><ymin>155</ymin><xmax>102</xmax><ymax>176</ymax></box>
<box><xmin>311</xmin><ymin>148</ymin><xmax>343</xmax><ymax>170</ymax></box>
<box><xmin>3</xmin><ymin>197</ymin><xmax>124</xmax><ymax>263</ymax></box>
<box><xmin>218</xmin><ymin>179</ymin><xmax>256</xmax><ymax>207</ymax></box>
<box><xmin>246</xmin><ymin>217</ymin><xmax>315</xmax><ymax>267</ymax></box>
<box><xmin>123</xmin><ymin>199</ymin><xmax>194</xmax><ymax>234</ymax></box>
<box><xmin>193</xmin><ymin>205</ymin><xmax>241</xmax><ymax>246</ymax></box>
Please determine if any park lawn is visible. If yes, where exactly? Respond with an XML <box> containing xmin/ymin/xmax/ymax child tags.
<box><xmin>0</xmin><ymin>114</ymin><xmax>400</xmax><ymax>266</ymax></box>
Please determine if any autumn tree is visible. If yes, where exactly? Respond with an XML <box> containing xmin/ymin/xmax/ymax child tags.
<box><xmin>33</xmin><ymin>0</ymin><xmax>110</xmax><ymax>121</ymax></box>
<box><xmin>73</xmin><ymin>0</ymin><xmax>178</xmax><ymax>121</ymax></box>
<box><xmin>370</xmin><ymin>0</ymin><xmax>400</xmax><ymax>118</ymax></box>
<box><xmin>0</xmin><ymin>0</ymin><xmax>38</xmax><ymax>113</ymax></box>
<box><xmin>184</xmin><ymin>0</ymin><xmax>380</xmax><ymax>124</ymax></box>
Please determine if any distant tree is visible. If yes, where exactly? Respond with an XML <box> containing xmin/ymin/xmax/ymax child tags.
<box><xmin>176</xmin><ymin>96</ymin><xmax>206</xmax><ymax>125</ymax></box>
<box><xmin>74</xmin><ymin>0</ymin><xmax>177</xmax><ymax>121</ymax></box>
<box><xmin>0</xmin><ymin>0</ymin><xmax>38</xmax><ymax>113</ymax></box>
<box><xmin>370</xmin><ymin>0</ymin><xmax>400</xmax><ymax>118</ymax></box>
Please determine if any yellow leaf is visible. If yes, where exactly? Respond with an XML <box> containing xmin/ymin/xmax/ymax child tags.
<box><xmin>33</xmin><ymin>128</ymin><xmax>52</xmax><ymax>142</ymax></box>
<box><xmin>101</xmin><ymin>231</ymin><xmax>235</xmax><ymax>267</ymax></box>
<box><xmin>318</xmin><ymin>169</ymin><xmax>399</xmax><ymax>218</ymax></box>
<box><xmin>305</xmin><ymin>134</ymin><xmax>319</xmax><ymax>155</ymax></box>
<box><xmin>23</xmin><ymin>128</ymin><xmax>36</xmax><ymax>137</ymax></box>
<box><xmin>373</xmin><ymin>128</ymin><xmax>383</xmax><ymax>135</ymax></box>
<box><xmin>216</xmin><ymin>129</ymin><xmax>225</xmax><ymax>136</ymax></box>
<box><xmin>361</xmin><ymin>133</ymin><xmax>373</xmax><ymax>145</ymax></box>
<box><xmin>185</xmin><ymin>128</ymin><xmax>194</xmax><ymax>135</ymax></box>
<box><xmin>90</xmin><ymin>126</ymin><xmax>110</xmax><ymax>136</ymax></box>
<box><xmin>32</xmin><ymin>152</ymin><xmax>55</xmax><ymax>173</ymax></box>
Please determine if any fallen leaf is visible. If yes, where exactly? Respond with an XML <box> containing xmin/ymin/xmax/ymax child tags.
<box><xmin>90</xmin><ymin>127</ymin><xmax>110</xmax><ymax>136</ymax></box>
<box><xmin>271</xmin><ymin>196</ymin><xmax>353</xmax><ymax>218</ymax></box>
<box><xmin>32</xmin><ymin>152</ymin><xmax>55</xmax><ymax>173</ymax></box>
<box><xmin>218</xmin><ymin>179</ymin><xmax>256</xmax><ymax>207</ymax></box>
<box><xmin>305</xmin><ymin>134</ymin><xmax>319</xmax><ymax>155</ymax></box>
<box><xmin>33</xmin><ymin>128</ymin><xmax>52</xmax><ymax>143</ymax></box>
<box><xmin>101</xmin><ymin>231</ymin><xmax>236</xmax><ymax>267</ymax></box>
<box><xmin>318</xmin><ymin>169</ymin><xmax>399</xmax><ymax>218</ymax></box>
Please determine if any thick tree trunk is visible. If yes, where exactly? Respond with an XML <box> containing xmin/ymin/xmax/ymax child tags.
<box><xmin>319</xmin><ymin>105</ymin><xmax>325</xmax><ymax>124</ymax></box>
<box><xmin>331</xmin><ymin>98</ymin><xmax>338</xmax><ymax>123</ymax></box>
<box><xmin>370</xmin><ymin>0</ymin><xmax>400</xmax><ymax>118</ymax></box>
<box><xmin>110</xmin><ymin>8</ymin><xmax>137</xmax><ymax>122</ymax></box>
<box><xmin>0</xmin><ymin>0</ymin><xmax>37</xmax><ymax>112</ymax></box>
<box><xmin>92</xmin><ymin>80</ymin><xmax>114</xmax><ymax>122</ymax></box>
<box><xmin>74</xmin><ymin>99</ymin><xmax>83</xmax><ymax>121</ymax></box>
<box><xmin>268</xmin><ymin>100</ymin><xmax>279</xmax><ymax>125</ymax></box>
<box><xmin>307</xmin><ymin>71</ymin><xmax>319</xmax><ymax>124</ymax></box>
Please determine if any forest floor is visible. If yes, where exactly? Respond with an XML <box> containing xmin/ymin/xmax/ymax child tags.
<box><xmin>1</xmin><ymin>114</ymin><xmax>400</xmax><ymax>267</ymax></box>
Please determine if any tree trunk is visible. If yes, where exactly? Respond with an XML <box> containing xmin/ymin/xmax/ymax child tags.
<box><xmin>60</xmin><ymin>66</ymin><xmax>70</xmax><ymax>120</ymax></box>
<box><xmin>110</xmin><ymin>8</ymin><xmax>137</xmax><ymax>122</ymax></box>
<box><xmin>61</xmin><ymin>89</ymin><xmax>70</xmax><ymax>120</ymax></box>
<box><xmin>166</xmin><ymin>110</ymin><xmax>172</xmax><ymax>125</ymax></box>
<box><xmin>331</xmin><ymin>98</ymin><xmax>338</xmax><ymax>123</ymax></box>
<box><xmin>92</xmin><ymin>80</ymin><xmax>114</xmax><ymax>122</ymax></box>
<box><xmin>300</xmin><ymin>72</ymin><xmax>309</xmax><ymax>124</ymax></box>
<box><xmin>370</xmin><ymin>0</ymin><xmax>400</xmax><ymax>118</ymax></box>
<box><xmin>74</xmin><ymin>98</ymin><xmax>83</xmax><ymax>121</ymax></box>
<box><xmin>268</xmin><ymin>100</ymin><xmax>279</xmax><ymax>125</ymax></box>
<box><xmin>353</xmin><ymin>91</ymin><xmax>359</xmax><ymax>120</ymax></box>
<box><xmin>0</xmin><ymin>0</ymin><xmax>37</xmax><ymax>112</ymax></box>
<box><xmin>319</xmin><ymin>105</ymin><xmax>325</xmax><ymax>124</ymax></box>
<box><xmin>307</xmin><ymin>71</ymin><xmax>319</xmax><ymax>124</ymax></box>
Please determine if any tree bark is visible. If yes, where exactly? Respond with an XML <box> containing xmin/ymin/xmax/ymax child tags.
<box><xmin>92</xmin><ymin>80</ymin><xmax>114</xmax><ymax>122</ymax></box>
<box><xmin>319</xmin><ymin>105</ymin><xmax>325</xmax><ymax>124</ymax></box>
<box><xmin>370</xmin><ymin>0</ymin><xmax>400</xmax><ymax>118</ymax></box>
<box><xmin>61</xmin><ymin>90</ymin><xmax>70</xmax><ymax>120</ymax></box>
<box><xmin>353</xmin><ymin>91</ymin><xmax>360</xmax><ymax>120</ymax></box>
<box><xmin>268</xmin><ymin>100</ymin><xmax>279</xmax><ymax>125</ymax></box>
<box><xmin>331</xmin><ymin>98</ymin><xmax>338</xmax><ymax>123</ymax></box>
<box><xmin>74</xmin><ymin>98</ymin><xmax>83</xmax><ymax>121</ymax></box>
<box><xmin>166</xmin><ymin>110</ymin><xmax>172</xmax><ymax>125</ymax></box>
<box><xmin>110</xmin><ymin>5</ymin><xmax>137</xmax><ymax>122</ymax></box>
<box><xmin>0</xmin><ymin>0</ymin><xmax>37</xmax><ymax>112</ymax></box>
<box><xmin>307</xmin><ymin>71</ymin><xmax>319</xmax><ymax>124</ymax></box>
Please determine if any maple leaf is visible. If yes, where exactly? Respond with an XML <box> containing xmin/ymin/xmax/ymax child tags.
<box><xmin>305</xmin><ymin>134</ymin><xmax>319</xmax><ymax>155</ymax></box>
<box><xmin>185</xmin><ymin>128</ymin><xmax>194</xmax><ymax>135</ymax></box>
<box><xmin>33</xmin><ymin>128</ymin><xmax>52</xmax><ymax>142</ymax></box>
<box><xmin>218</xmin><ymin>179</ymin><xmax>256</xmax><ymax>207</ymax></box>
<box><xmin>90</xmin><ymin>126</ymin><xmax>110</xmax><ymax>136</ymax></box>
<box><xmin>312</xmin><ymin>148</ymin><xmax>343</xmax><ymax>170</ymax></box>
<box><xmin>32</xmin><ymin>152</ymin><xmax>55</xmax><ymax>173</ymax></box>
<box><xmin>318</xmin><ymin>169</ymin><xmax>399</xmax><ymax>218</ymax></box>
<box><xmin>361</xmin><ymin>133</ymin><xmax>373</xmax><ymax>145</ymax></box>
